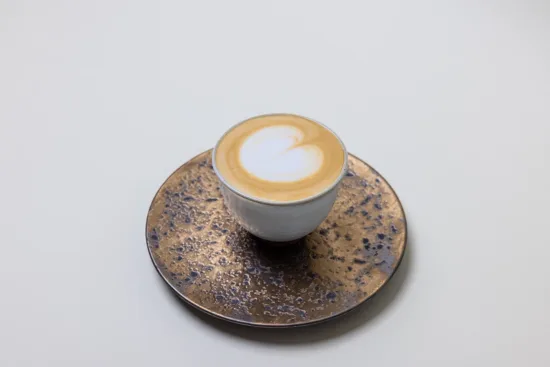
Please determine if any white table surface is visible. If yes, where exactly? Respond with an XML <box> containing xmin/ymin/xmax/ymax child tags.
<box><xmin>1</xmin><ymin>1</ymin><xmax>549</xmax><ymax>366</ymax></box>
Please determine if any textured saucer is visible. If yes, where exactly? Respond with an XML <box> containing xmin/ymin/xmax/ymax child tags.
<box><xmin>146</xmin><ymin>150</ymin><xmax>407</xmax><ymax>327</ymax></box>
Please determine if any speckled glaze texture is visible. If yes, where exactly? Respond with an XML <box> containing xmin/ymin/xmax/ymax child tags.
<box><xmin>146</xmin><ymin>150</ymin><xmax>407</xmax><ymax>327</ymax></box>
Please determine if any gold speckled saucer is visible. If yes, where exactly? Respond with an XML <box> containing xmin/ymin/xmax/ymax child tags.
<box><xmin>146</xmin><ymin>150</ymin><xmax>407</xmax><ymax>328</ymax></box>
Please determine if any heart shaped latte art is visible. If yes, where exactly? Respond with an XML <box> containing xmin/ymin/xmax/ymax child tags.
<box><xmin>238</xmin><ymin>125</ymin><xmax>324</xmax><ymax>183</ymax></box>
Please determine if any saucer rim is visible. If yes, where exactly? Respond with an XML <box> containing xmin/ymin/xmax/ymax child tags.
<box><xmin>145</xmin><ymin>149</ymin><xmax>408</xmax><ymax>328</ymax></box>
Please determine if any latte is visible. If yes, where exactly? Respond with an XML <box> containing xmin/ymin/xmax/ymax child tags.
<box><xmin>214</xmin><ymin>114</ymin><xmax>346</xmax><ymax>202</ymax></box>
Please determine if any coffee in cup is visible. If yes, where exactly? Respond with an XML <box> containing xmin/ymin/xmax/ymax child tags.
<box><xmin>213</xmin><ymin>114</ymin><xmax>347</xmax><ymax>241</ymax></box>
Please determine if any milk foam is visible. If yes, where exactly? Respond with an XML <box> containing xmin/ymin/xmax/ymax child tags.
<box><xmin>239</xmin><ymin>125</ymin><xmax>324</xmax><ymax>182</ymax></box>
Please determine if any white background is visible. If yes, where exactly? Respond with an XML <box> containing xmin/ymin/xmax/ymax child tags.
<box><xmin>1</xmin><ymin>1</ymin><xmax>549</xmax><ymax>366</ymax></box>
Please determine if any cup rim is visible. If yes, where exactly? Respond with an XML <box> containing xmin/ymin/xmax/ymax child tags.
<box><xmin>212</xmin><ymin>113</ymin><xmax>348</xmax><ymax>206</ymax></box>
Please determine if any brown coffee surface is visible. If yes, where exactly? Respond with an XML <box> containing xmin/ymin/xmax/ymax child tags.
<box><xmin>214</xmin><ymin>114</ymin><xmax>345</xmax><ymax>202</ymax></box>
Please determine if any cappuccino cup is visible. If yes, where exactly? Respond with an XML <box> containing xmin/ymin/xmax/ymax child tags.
<box><xmin>212</xmin><ymin>113</ymin><xmax>348</xmax><ymax>242</ymax></box>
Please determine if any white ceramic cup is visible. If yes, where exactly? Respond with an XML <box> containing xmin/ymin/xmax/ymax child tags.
<box><xmin>212</xmin><ymin>114</ymin><xmax>348</xmax><ymax>242</ymax></box>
